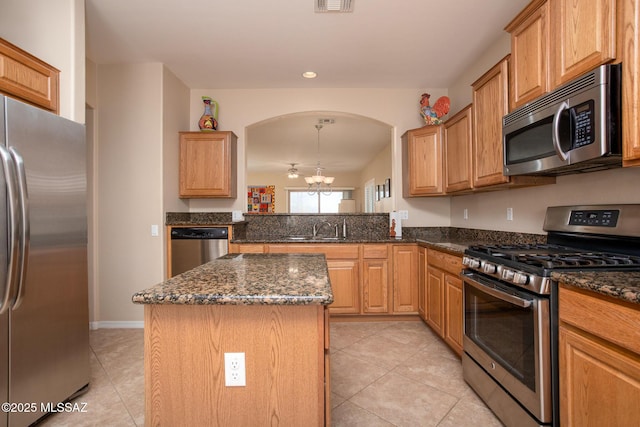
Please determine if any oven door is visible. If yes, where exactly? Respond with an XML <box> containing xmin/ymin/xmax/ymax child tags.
<box><xmin>462</xmin><ymin>271</ymin><xmax>552</xmax><ymax>423</ymax></box>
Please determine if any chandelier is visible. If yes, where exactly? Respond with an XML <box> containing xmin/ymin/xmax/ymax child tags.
<box><xmin>305</xmin><ymin>124</ymin><xmax>334</xmax><ymax>195</ymax></box>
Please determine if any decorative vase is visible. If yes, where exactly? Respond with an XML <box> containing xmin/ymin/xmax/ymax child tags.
<box><xmin>198</xmin><ymin>96</ymin><xmax>218</xmax><ymax>131</ymax></box>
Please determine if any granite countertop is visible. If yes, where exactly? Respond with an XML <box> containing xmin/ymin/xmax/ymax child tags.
<box><xmin>416</xmin><ymin>239</ymin><xmax>477</xmax><ymax>255</ymax></box>
<box><xmin>553</xmin><ymin>271</ymin><xmax>640</xmax><ymax>305</ymax></box>
<box><xmin>132</xmin><ymin>253</ymin><xmax>333</xmax><ymax>306</ymax></box>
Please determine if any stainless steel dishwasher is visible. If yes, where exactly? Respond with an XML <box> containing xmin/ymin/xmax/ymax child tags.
<box><xmin>170</xmin><ymin>227</ymin><xmax>229</xmax><ymax>276</ymax></box>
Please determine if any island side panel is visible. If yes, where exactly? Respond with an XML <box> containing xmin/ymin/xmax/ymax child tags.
<box><xmin>144</xmin><ymin>304</ymin><xmax>325</xmax><ymax>427</ymax></box>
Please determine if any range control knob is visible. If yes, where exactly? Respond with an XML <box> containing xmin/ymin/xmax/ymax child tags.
<box><xmin>482</xmin><ymin>262</ymin><xmax>497</xmax><ymax>274</ymax></box>
<box><xmin>513</xmin><ymin>272</ymin><xmax>529</xmax><ymax>285</ymax></box>
<box><xmin>463</xmin><ymin>257</ymin><xmax>480</xmax><ymax>269</ymax></box>
<box><xmin>501</xmin><ymin>269</ymin><xmax>515</xmax><ymax>281</ymax></box>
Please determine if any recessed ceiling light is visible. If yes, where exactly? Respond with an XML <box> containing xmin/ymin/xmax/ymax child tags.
<box><xmin>302</xmin><ymin>71</ymin><xmax>317</xmax><ymax>79</ymax></box>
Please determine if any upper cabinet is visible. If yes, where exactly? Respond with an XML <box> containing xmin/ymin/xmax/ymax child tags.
<box><xmin>0</xmin><ymin>38</ymin><xmax>59</xmax><ymax>114</ymax></box>
<box><xmin>402</xmin><ymin>125</ymin><xmax>444</xmax><ymax>196</ymax></box>
<box><xmin>551</xmin><ymin>0</ymin><xmax>617</xmax><ymax>86</ymax></box>
<box><xmin>508</xmin><ymin>0</ymin><xmax>640</xmax><ymax>166</ymax></box>
<box><xmin>505</xmin><ymin>0</ymin><xmax>550</xmax><ymax>109</ymax></box>
<box><xmin>472</xmin><ymin>57</ymin><xmax>511</xmax><ymax>188</ymax></box>
<box><xmin>472</xmin><ymin>56</ymin><xmax>555</xmax><ymax>189</ymax></box>
<box><xmin>623</xmin><ymin>0</ymin><xmax>640</xmax><ymax>165</ymax></box>
<box><xmin>443</xmin><ymin>105</ymin><xmax>474</xmax><ymax>193</ymax></box>
<box><xmin>507</xmin><ymin>0</ymin><xmax>617</xmax><ymax>106</ymax></box>
<box><xmin>179</xmin><ymin>131</ymin><xmax>237</xmax><ymax>198</ymax></box>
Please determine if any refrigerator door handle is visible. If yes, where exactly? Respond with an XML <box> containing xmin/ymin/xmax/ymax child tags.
<box><xmin>0</xmin><ymin>145</ymin><xmax>20</xmax><ymax>314</ymax></box>
<box><xmin>9</xmin><ymin>147</ymin><xmax>29</xmax><ymax>310</ymax></box>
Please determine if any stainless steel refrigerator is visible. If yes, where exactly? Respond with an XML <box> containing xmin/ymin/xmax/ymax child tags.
<box><xmin>0</xmin><ymin>94</ymin><xmax>89</xmax><ymax>426</ymax></box>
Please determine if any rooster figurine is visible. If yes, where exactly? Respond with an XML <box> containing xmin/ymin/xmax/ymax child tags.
<box><xmin>420</xmin><ymin>93</ymin><xmax>450</xmax><ymax>125</ymax></box>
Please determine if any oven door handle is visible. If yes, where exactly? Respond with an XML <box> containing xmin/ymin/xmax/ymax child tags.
<box><xmin>463</xmin><ymin>272</ymin><xmax>532</xmax><ymax>308</ymax></box>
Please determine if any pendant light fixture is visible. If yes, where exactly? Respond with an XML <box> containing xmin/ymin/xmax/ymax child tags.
<box><xmin>287</xmin><ymin>163</ymin><xmax>299</xmax><ymax>179</ymax></box>
<box><xmin>305</xmin><ymin>124</ymin><xmax>334</xmax><ymax>195</ymax></box>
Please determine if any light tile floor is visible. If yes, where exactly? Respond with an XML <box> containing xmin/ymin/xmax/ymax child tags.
<box><xmin>37</xmin><ymin>321</ymin><xmax>503</xmax><ymax>427</ymax></box>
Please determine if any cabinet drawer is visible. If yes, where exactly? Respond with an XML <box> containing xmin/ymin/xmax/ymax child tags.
<box><xmin>363</xmin><ymin>244</ymin><xmax>389</xmax><ymax>259</ymax></box>
<box><xmin>559</xmin><ymin>285</ymin><xmax>640</xmax><ymax>355</ymax></box>
<box><xmin>229</xmin><ymin>243</ymin><xmax>265</xmax><ymax>253</ymax></box>
<box><xmin>267</xmin><ymin>244</ymin><xmax>359</xmax><ymax>259</ymax></box>
<box><xmin>427</xmin><ymin>248</ymin><xmax>462</xmax><ymax>274</ymax></box>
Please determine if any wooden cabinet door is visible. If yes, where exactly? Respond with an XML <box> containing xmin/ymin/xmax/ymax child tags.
<box><xmin>418</xmin><ymin>247</ymin><xmax>427</xmax><ymax>321</ymax></box>
<box><xmin>0</xmin><ymin>38</ymin><xmax>59</xmax><ymax>114</ymax></box>
<box><xmin>472</xmin><ymin>57</ymin><xmax>510</xmax><ymax>188</ymax></box>
<box><xmin>443</xmin><ymin>105</ymin><xmax>473</xmax><ymax>193</ymax></box>
<box><xmin>327</xmin><ymin>260</ymin><xmax>360</xmax><ymax>314</ymax></box>
<box><xmin>426</xmin><ymin>266</ymin><xmax>445</xmax><ymax>337</ymax></box>
<box><xmin>551</xmin><ymin>0</ymin><xmax>616</xmax><ymax>86</ymax></box>
<box><xmin>392</xmin><ymin>245</ymin><xmax>419</xmax><ymax>313</ymax></box>
<box><xmin>179</xmin><ymin>131</ymin><xmax>237</xmax><ymax>198</ymax></box>
<box><xmin>444</xmin><ymin>273</ymin><xmax>463</xmax><ymax>356</ymax></box>
<box><xmin>402</xmin><ymin>126</ymin><xmax>444</xmax><ymax>196</ymax></box>
<box><xmin>506</xmin><ymin>0</ymin><xmax>550</xmax><ymax>109</ymax></box>
<box><xmin>559</xmin><ymin>325</ymin><xmax>640</xmax><ymax>427</ymax></box>
<box><xmin>623</xmin><ymin>0</ymin><xmax>640</xmax><ymax>165</ymax></box>
<box><xmin>362</xmin><ymin>259</ymin><xmax>389</xmax><ymax>313</ymax></box>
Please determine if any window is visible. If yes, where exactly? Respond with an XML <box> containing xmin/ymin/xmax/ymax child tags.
<box><xmin>288</xmin><ymin>190</ymin><xmax>351</xmax><ymax>213</ymax></box>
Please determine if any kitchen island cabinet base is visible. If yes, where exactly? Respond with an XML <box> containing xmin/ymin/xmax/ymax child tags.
<box><xmin>144</xmin><ymin>304</ymin><xmax>327</xmax><ymax>427</ymax></box>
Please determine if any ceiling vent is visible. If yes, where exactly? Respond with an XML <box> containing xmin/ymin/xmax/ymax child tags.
<box><xmin>315</xmin><ymin>0</ymin><xmax>353</xmax><ymax>13</ymax></box>
<box><xmin>318</xmin><ymin>118</ymin><xmax>335</xmax><ymax>125</ymax></box>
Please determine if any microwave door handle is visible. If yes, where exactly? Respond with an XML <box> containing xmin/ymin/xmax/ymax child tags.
<box><xmin>464</xmin><ymin>273</ymin><xmax>532</xmax><ymax>308</ymax></box>
<box><xmin>552</xmin><ymin>101</ymin><xmax>570</xmax><ymax>161</ymax></box>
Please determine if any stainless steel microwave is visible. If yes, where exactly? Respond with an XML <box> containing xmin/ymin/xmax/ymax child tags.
<box><xmin>503</xmin><ymin>64</ymin><xmax>621</xmax><ymax>176</ymax></box>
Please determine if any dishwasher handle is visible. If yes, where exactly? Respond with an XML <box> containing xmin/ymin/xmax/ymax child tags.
<box><xmin>170</xmin><ymin>227</ymin><xmax>229</xmax><ymax>239</ymax></box>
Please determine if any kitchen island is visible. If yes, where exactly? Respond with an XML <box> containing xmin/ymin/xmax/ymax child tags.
<box><xmin>132</xmin><ymin>253</ymin><xmax>333</xmax><ymax>427</ymax></box>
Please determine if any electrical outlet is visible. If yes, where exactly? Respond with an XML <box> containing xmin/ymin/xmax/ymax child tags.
<box><xmin>463</xmin><ymin>209</ymin><xmax>468</xmax><ymax>220</ymax></box>
<box><xmin>507</xmin><ymin>208</ymin><xmax>514</xmax><ymax>221</ymax></box>
<box><xmin>399</xmin><ymin>210</ymin><xmax>409</xmax><ymax>220</ymax></box>
<box><xmin>224</xmin><ymin>352</ymin><xmax>246</xmax><ymax>387</ymax></box>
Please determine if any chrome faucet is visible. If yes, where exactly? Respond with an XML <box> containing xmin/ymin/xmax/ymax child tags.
<box><xmin>312</xmin><ymin>221</ymin><xmax>333</xmax><ymax>238</ymax></box>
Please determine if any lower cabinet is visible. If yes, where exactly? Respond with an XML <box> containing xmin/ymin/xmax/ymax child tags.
<box><xmin>426</xmin><ymin>264</ymin><xmax>445</xmax><ymax>337</ymax></box>
<box><xmin>392</xmin><ymin>245</ymin><xmax>419</xmax><ymax>314</ymax></box>
<box><xmin>418</xmin><ymin>247</ymin><xmax>427</xmax><ymax>319</ymax></box>
<box><xmin>559</xmin><ymin>285</ymin><xmax>640</xmax><ymax>427</ymax></box>
<box><xmin>444</xmin><ymin>273</ymin><xmax>463</xmax><ymax>354</ymax></box>
<box><xmin>231</xmin><ymin>243</ymin><xmax>420</xmax><ymax>317</ymax></box>
<box><xmin>362</xmin><ymin>244</ymin><xmax>390</xmax><ymax>314</ymax></box>
<box><xmin>423</xmin><ymin>248</ymin><xmax>463</xmax><ymax>356</ymax></box>
<box><xmin>266</xmin><ymin>244</ymin><xmax>361</xmax><ymax>315</ymax></box>
<box><xmin>326</xmin><ymin>259</ymin><xmax>360</xmax><ymax>314</ymax></box>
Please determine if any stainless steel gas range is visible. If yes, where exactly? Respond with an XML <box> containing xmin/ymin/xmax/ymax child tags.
<box><xmin>461</xmin><ymin>204</ymin><xmax>640</xmax><ymax>427</ymax></box>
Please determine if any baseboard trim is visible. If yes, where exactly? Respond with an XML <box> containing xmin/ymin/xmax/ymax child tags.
<box><xmin>90</xmin><ymin>321</ymin><xmax>144</xmax><ymax>330</ymax></box>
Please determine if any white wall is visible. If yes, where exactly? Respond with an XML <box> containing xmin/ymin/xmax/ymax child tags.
<box><xmin>187</xmin><ymin>88</ymin><xmax>452</xmax><ymax>226</ymax></box>
<box><xmin>360</xmin><ymin>143</ymin><xmax>393</xmax><ymax>212</ymax></box>
<box><xmin>95</xmin><ymin>63</ymin><xmax>166</xmax><ymax>323</ymax></box>
<box><xmin>0</xmin><ymin>0</ymin><xmax>85</xmax><ymax>122</ymax></box>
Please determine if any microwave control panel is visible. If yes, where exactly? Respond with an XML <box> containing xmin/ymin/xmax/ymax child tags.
<box><xmin>572</xmin><ymin>101</ymin><xmax>595</xmax><ymax>148</ymax></box>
